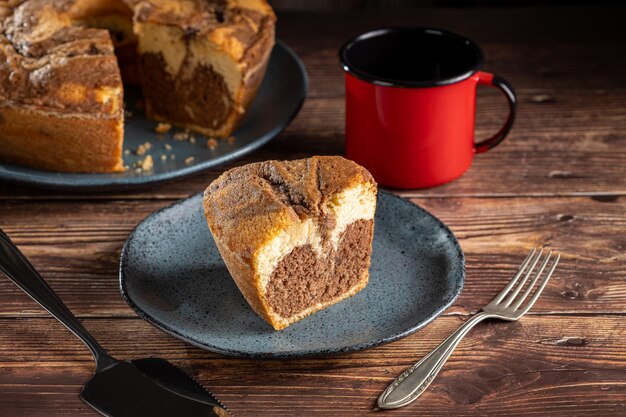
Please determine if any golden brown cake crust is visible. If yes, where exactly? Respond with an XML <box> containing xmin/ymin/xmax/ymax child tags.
<box><xmin>0</xmin><ymin>0</ymin><xmax>126</xmax><ymax>172</ymax></box>
<box><xmin>0</xmin><ymin>105</ymin><xmax>124</xmax><ymax>172</ymax></box>
<box><xmin>0</xmin><ymin>0</ymin><xmax>125</xmax><ymax>114</ymax></box>
<box><xmin>0</xmin><ymin>0</ymin><xmax>275</xmax><ymax>172</ymax></box>
<box><xmin>204</xmin><ymin>156</ymin><xmax>376</xmax><ymax>259</ymax></box>
<box><xmin>131</xmin><ymin>0</ymin><xmax>274</xmax><ymax>53</ymax></box>
<box><xmin>203</xmin><ymin>156</ymin><xmax>377</xmax><ymax>329</ymax></box>
<box><xmin>132</xmin><ymin>0</ymin><xmax>275</xmax><ymax>137</ymax></box>
<box><xmin>130</xmin><ymin>0</ymin><xmax>275</xmax><ymax>73</ymax></box>
<box><xmin>0</xmin><ymin>0</ymin><xmax>273</xmax><ymax>114</ymax></box>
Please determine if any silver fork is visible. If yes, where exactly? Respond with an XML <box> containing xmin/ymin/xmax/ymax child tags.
<box><xmin>377</xmin><ymin>248</ymin><xmax>560</xmax><ymax>410</ymax></box>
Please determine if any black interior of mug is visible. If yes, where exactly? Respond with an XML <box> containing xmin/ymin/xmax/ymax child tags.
<box><xmin>340</xmin><ymin>28</ymin><xmax>484</xmax><ymax>87</ymax></box>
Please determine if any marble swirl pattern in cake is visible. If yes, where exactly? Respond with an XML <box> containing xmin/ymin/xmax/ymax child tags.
<box><xmin>0</xmin><ymin>0</ymin><xmax>275</xmax><ymax>172</ymax></box>
<box><xmin>203</xmin><ymin>156</ymin><xmax>378</xmax><ymax>330</ymax></box>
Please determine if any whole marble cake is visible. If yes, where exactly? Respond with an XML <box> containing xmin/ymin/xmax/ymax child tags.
<box><xmin>0</xmin><ymin>0</ymin><xmax>275</xmax><ymax>172</ymax></box>
<box><xmin>203</xmin><ymin>156</ymin><xmax>378</xmax><ymax>330</ymax></box>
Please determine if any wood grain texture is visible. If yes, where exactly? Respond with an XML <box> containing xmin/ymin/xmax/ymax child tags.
<box><xmin>0</xmin><ymin>10</ymin><xmax>625</xmax><ymax>199</ymax></box>
<box><xmin>1</xmin><ymin>316</ymin><xmax>625</xmax><ymax>416</ymax></box>
<box><xmin>0</xmin><ymin>7</ymin><xmax>625</xmax><ymax>417</ymax></box>
<box><xmin>1</xmin><ymin>92</ymin><xmax>625</xmax><ymax>199</ymax></box>
<box><xmin>0</xmin><ymin>196</ymin><xmax>623</xmax><ymax>317</ymax></box>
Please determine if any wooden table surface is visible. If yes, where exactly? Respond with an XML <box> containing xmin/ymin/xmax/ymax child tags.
<box><xmin>1</xmin><ymin>6</ymin><xmax>626</xmax><ymax>416</ymax></box>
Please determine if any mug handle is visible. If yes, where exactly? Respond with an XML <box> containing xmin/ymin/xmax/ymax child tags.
<box><xmin>474</xmin><ymin>71</ymin><xmax>517</xmax><ymax>153</ymax></box>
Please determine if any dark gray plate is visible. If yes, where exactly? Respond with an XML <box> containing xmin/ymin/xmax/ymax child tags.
<box><xmin>120</xmin><ymin>191</ymin><xmax>464</xmax><ymax>358</ymax></box>
<box><xmin>0</xmin><ymin>41</ymin><xmax>307</xmax><ymax>191</ymax></box>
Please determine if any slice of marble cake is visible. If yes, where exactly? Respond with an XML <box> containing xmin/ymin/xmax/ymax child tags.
<box><xmin>203</xmin><ymin>156</ymin><xmax>377</xmax><ymax>330</ymax></box>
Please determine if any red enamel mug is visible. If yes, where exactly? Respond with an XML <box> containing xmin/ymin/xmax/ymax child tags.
<box><xmin>339</xmin><ymin>28</ymin><xmax>516</xmax><ymax>188</ymax></box>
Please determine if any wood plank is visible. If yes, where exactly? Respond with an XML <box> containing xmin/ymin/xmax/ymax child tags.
<box><xmin>287</xmin><ymin>43</ymin><xmax>626</xmax><ymax>99</ymax></box>
<box><xmin>0</xmin><ymin>196</ymin><xmax>624</xmax><ymax>317</ymax></box>
<box><xmin>276</xmin><ymin>7</ymin><xmax>626</xmax><ymax>45</ymax></box>
<box><xmin>1</xmin><ymin>8</ymin><xmax>625</xmax><ymax>417</ymax></box>
<box><xmin>0</xmin><ymin>315</ymin><xmax>624</xmax><ymax>416</ymax></box>
<box><xmin>0</xmin><ymin>87</ymin><xmax>625</xmax><ymax>199</ymax></box>
<box><xmin>0</xmin><ymin>11</ymin><xmax>625</xmax><ymax>199</ymax></box>
<box><xmin>275</xmin><ymin>8</ymin><xmax>626</xmax><ymax>99</ymax></box>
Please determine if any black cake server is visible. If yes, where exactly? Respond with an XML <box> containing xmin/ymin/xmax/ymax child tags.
<box><xmin>0</xmin><ymin>229</ymin><xmax>230</xmax><ymax>417</ymax></box>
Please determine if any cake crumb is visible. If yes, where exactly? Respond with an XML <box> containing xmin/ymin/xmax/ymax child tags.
<box><xmin>155</xmin><ymin>122</ymin><xmax>172</xmax><ymax>134</ymax></box>
<box><xmin>173</xmin><ymin>130</ymin><xmax>190</xmax><ymax>141</ymax></box>
<box><xmin>189</xmin><ymin>134</ymin><xmax>196</xmax><ymax>144</ymax></box>
<box><xmin>140</xmin><ymin>155</ymin><xmax>154</xmax><ymax>171</ymax></box>
<box><xmin>164</xmin><ymin>143</ymin><xmax>172</xmax><ymax>151</ymax></box>
<box><xmin>531</xmin><ymin>94</ymin><xmax>556</xmax><ymax>103</ymax></box>
<box><xmin>123</xmin><ymin>149</ymin><xmax>131</xmax><ymax>156</ymax></box>
<box><xmin>134</xmin><ymin>167</ymin><xmax>143</xmax><ymax>174</ymax></box>
<box><xmin>170</xmin><ymin>154</ymin><xmax>176</xmax><ymax>160</ymax></box>
<box><xmin>160</xmin><ymin>154</ymin><xmax>167</xmax><ymax>162</ymax></box>
<box><xmin>184</xmin><ymin>156</ymin><xmax>194</xmax><ymax>165</ymax></box>
<box><xmin>124</xmin><ymin>109</ymin><xmax>133</xmax><ymax>118</ymax></box>
<box><xmin>135</xmin><ymin>141</ymin><xmax>152</xmax><ymax>156</ymax></box>
<box><xmin>206</xmin><ymin>138</ymin><xmax>218</xmax><ymax>150</ymax></box>
<box><xmin>227</xmin><ymin>136</ymin><xmax>236</xmax><ymax>144</ymax></box>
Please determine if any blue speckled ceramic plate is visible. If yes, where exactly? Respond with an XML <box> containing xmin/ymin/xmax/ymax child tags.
<box><xmin>0</xmin><ymin>41</ymin><xmax>306</xmax><ymax>191</ymax></box>
<box><xmin>119</xmin><ymin>191</ymin><xmax>464</xmax><ymax>358</ymax></box>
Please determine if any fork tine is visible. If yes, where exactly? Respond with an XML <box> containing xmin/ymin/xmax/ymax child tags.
<box><xmin>502</xmin><ymin>248</ymin><xmax>544</xmax><ymax>307</ymax></box>
<box><xmin>518</xmin><ymin>253</ymin><xmax>560</xmax><ymax>315</ymax></box>
<box><xmin>511</xmin><ymin>251</ymin><xmax>552</xmax><ymax>310</ymax></box>
<box><xmin>492</xmin><ymin>248</ymin><xmax>537</xmax><ymax>304</ymax></box>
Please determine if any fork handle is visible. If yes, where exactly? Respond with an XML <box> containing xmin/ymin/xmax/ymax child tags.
<box><xmin>378</xmin><ymin>311</ymin><xmax>494</xmax><ymax>409</ymax></box>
